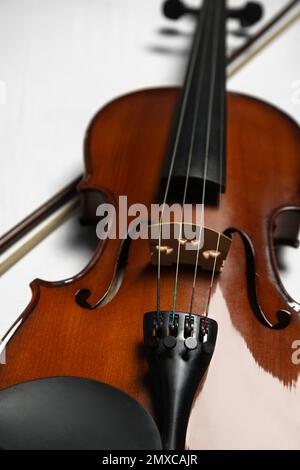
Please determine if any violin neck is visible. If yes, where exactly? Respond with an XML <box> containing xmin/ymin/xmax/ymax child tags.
<box><xmin>161</xmin><ymin>0</ymin><xmax>227</xmax><ymax>205</ymax></box>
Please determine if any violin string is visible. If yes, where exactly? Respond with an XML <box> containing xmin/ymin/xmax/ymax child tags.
<box><xmin>203</xmin><ymin>101</ymin><xmax>225</xmax><ymax>321</ymax></box>
<box><xmin>172</xmin><ymin>0</ymin><xmax>221</xmax><ymax>315</ymax></box>
<box><xmin>189</xmin><ymin>2</ymin><xmax>225</xmax><ymax>318</ymax></box>
<box><xmin>189</xmin><ymin>0</ymin><xmax>224</xmax><ymax>317</ymax></box>
<box><xmin>204</xmin><ymin>232</ymin><xmax>221</xmax><ymax>323</ymax></box>
<box><xmin>171</xmin><ymin>0</ymin><xmax>214</xmax><ymax>318</ymax></box>
<box><xmin>174</xmin><ymin>0</ymin><xmax>223</xmax><ymax>317</ymax></box>
<box><xmin>204</xmin><ymin>55</ymin><xmax>226</xmax><ymax>322</ymax></box>
<box><xmin>156</xmin><ymin>0</ymin><xmax>209</xmax><ymax>316</ymax></box>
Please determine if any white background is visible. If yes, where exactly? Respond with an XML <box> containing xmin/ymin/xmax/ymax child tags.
<box><xmin>0</xmin><ymin>0</ymin><xmax>299</xmax><ymax>337</ymax></box>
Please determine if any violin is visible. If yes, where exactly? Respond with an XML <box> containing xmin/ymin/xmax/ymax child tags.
<box><xmin>0</xmin><ymin>0</ymin><xmax>300</xmax><ymax>450</ymax></box>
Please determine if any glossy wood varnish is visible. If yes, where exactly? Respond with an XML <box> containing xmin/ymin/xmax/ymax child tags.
<box><xmin>1</xmin><ymin>89</ymin><xmax>300</xmax><ymax>449</ymax></box>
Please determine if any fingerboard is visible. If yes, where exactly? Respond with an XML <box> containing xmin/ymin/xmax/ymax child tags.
<box><xmin>161</xmin><ymin>0</ymin><xmax>226</xmax><ymax>205</ymax></box>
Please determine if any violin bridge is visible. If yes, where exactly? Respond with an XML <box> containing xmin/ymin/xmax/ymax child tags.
<box><xmin>149</xmin><ymin>223</ymin><xmax>231</xmax><ymax>272</ymax></box>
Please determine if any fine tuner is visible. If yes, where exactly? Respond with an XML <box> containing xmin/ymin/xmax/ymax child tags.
<box><xmin>163</xmin><ymin>0</ymin><xmax>264</xmax><ymax>27</ymax></box>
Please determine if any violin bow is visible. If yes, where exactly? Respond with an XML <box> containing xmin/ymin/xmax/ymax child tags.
<box><xmin>0</xmin><ymin>0</ymin><xmax>299</xmax><ymax>275</ymax></box>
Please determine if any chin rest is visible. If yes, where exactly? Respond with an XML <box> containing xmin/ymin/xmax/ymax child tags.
<box><xmin>0</xmin><ymin>376</ymin><xmax>162</xmax><ymax>450</ymax></box>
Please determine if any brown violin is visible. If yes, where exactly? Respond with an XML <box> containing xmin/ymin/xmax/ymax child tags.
<box><xmin>0</xmin><ymin>0</ymin><xmax>299</xmax><ymax>450</ymax></box>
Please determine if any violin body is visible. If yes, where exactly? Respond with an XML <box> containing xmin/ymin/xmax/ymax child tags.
<box><xmin>1</xmin><ymin>88</ymin><xmax>299</xmax><ymax>449</ymax></box>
